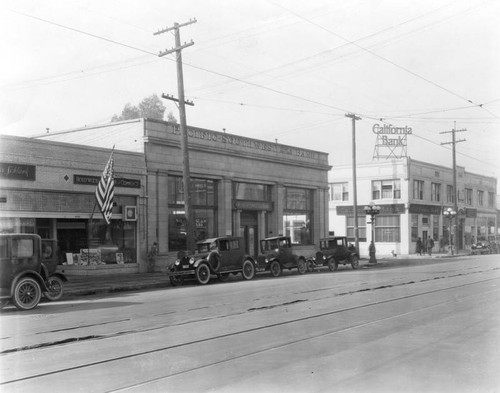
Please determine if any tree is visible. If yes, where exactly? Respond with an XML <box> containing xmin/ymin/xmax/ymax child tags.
<box><xmin>111</xmin><ymin>94</ymin><xmax>175</xmax><ymax>122</ymax></box>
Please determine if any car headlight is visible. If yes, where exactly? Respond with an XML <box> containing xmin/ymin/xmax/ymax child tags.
<box><xmin>265</xmin><ymin>258</ymin><xmax>269</xmax><ymax>263</ymax></box>
<box><xmin>174</xmin><ymin>259</ymin><xmax>180</xmax><ymax>266</ymax></box>
<box><xmin>189</xmin><ymin>257</ymin><xmax>195</xmax><ymax>264</ymax></box>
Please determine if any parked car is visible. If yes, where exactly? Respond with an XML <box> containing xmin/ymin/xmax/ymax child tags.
<box><xmin>310</xmin><ymin>236</ymin><xmax>359</xmax><ymax>271</ymax></box>
<box><xmin>471</xmin><ymin>241</ymin><xmax>491</xmax><ymax>255</ymax></box>
<box><xmin>256</xmin><ymin>236</ymin><xmax>308</xmax><ymax>277</ymax></box>
<box><xmin>1</xmin><ymin>234</ymin><xmax>49</xmax><ymax>310</ymax></box>
<box><xmin>168</xmin><ymin>236</ymin><xmax>257</xmax><ymax>285</ymax></box>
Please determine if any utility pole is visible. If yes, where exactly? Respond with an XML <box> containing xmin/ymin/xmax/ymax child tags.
<box><xmin>155</xmin><ymin>18</ymin><xmax>197</xmax><ymax>253</ymax></box>
<box><xmin>440</xmin><ymin>122</ymin><xmax>466</xmax><ymax>254</ymax></box>
<box><xmin>345</xmin><ymin>113</ymin><xmax>361</xmax><ymax>254</ymax></box>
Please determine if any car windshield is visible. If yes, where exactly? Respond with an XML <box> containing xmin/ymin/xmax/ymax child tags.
<box><xmin>198</xmin><ymin>242</ymin><xmax>217</xmax><ymax>253</ymax></box>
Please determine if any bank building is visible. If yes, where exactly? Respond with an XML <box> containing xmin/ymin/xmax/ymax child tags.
<box><xmin>0</xmin><ymin>119</ymin><xmax>331</xmax><ymax>275</ymax></box>
<box><xmin>328</xmin><ymin>158</ymin><xmax>498</xmax><ymax>257</ymax></box>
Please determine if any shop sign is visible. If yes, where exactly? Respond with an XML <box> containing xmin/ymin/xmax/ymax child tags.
<box><xmin>337</xmin><ymin>204</ymin><xmax>405</xmax><ymax>216</ymax></box>
<box><xmin>409</xmin><ymin>204</ymin><xmax>442</xmax><ymax>215</ymax></box>
<box><xmin>372</xmin><ymin>124</ymin><xmax>412</xmax><ymax>146</ymax></box>
<box><xmin>465</xmin><ymin>208</ymin><xmax>477</xmax><ymax>218</ymax></box>
<box><xmin>233</xmin><ymin>200</ymin><xmax>273</xmax><ymax>211</ymax></box>
<box><xmin>0</xmin><ymin>163</ymin><xmax>36</xmax><ymax>181</ymax></box>
<box><xmin>74</xmin><ymin>175</ymin><xmax>141</xmax><ymax>188</ymax></box>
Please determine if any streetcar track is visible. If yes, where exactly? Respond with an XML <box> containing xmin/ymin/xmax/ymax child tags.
<box><xmin>1</xmin><ymin>267</ymin><xmax>498</xmax><ymax>353</ymax></box>
<box><xmin>2</xmin><ymin>273</ymin><xmax>499</xmax><ymax>387</ymax></box>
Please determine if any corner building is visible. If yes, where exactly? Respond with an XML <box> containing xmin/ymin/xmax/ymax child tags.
<box><xmin>329</xmin><ymin>158</ymin><xmax>497</xmax><ymax>257</ymax></box>
<box><xmin>28</xmin><ymin>118</ymin><xmax>331</xmax><ymax>272</ymax></box>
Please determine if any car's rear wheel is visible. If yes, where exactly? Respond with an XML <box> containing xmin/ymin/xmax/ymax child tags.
<box><xmin>270</xmin><ymin>261</ymin><xmax>281</xmax><ymax>277</ymax></box>
<box><xmin>196</xmin><ymin>264</ymin><xmax>211</xmax><ymax>285</ymax></box>
<box><xmin>13</xmin><ymin>277</ymin><xmax>42</xmax><ymax>311</ymax></box>
<box><xmin>242</xmin><ymin>260</ymin><xmax>255</xmax><ymax>280</ymax></box>
<box><xmin>351</xmin><ymin>255</ymin><xmax>359</xmax><ymax>270</ymax></box>
<box><xmin>44</xmin><ymin>276</ymin><xmax>64</xmax><ymax>301</ymax></box>
<box><xmin>297</xmin><ymin>258</ymin><xmax>307</xmax><ymax>274</ymax></box>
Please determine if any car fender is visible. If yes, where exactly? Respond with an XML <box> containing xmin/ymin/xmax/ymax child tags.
<box><xmin>242</xmin><ymin>255</ymin><xmax>257</xmax><ymax>267</ymax></box>
<box><xmin>11</xmin><ymin>271</ymin><xmax>48</xmax><ymax>296</ymax></box>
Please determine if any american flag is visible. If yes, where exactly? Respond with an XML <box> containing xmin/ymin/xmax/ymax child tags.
<box><xmin>95</xmin><ymin>149</ymin><xmax>115</xmax><ymax>224</ymax></box>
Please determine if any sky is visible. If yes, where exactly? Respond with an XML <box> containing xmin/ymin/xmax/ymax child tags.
<box><xmin>1</xmin><ymin>0</ymin><xmax>499</xmax><ymax>191</ymax></box>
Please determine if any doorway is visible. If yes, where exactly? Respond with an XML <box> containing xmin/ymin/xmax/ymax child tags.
<box><xmin>239</xmin><ymin>211</ymin><xmax>258</xmax><ymax>257</ymax></box>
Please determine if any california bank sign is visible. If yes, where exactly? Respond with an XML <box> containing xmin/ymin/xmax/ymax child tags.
<box><xmin>372</xmin><ymin>123</ymin><xmax>412</xmax><ymax>146</ymax></box>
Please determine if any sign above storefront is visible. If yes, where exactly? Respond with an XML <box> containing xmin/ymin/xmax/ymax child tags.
<box><xmin>74</xmin><ymin>175</ymin><xmax>141</xmax><ymax>188</ymax></box>
<box><xmin>408</xmin><ymin>204</ymin><xmax>442</xmax><ymax>215</ymax></box>
<box><xmin>337</xmin><ymin>204</ymin><xmax>405</xmax><ymax>216</ymax></box>
<box><xmin>0</xmin><ymin>163</ymin><xmax>36</xmax><ymax>181</ymax></box>
<box><xmin>233</xmin><ymin>200</ymin><xmax>273</xmax><ymax>211</ymax></box>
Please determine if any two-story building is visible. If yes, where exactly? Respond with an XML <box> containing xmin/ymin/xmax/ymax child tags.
<box><xmin>329</xmin><ymin>158</ymin><xmax>497</xmax><ymax>257</ymax></box>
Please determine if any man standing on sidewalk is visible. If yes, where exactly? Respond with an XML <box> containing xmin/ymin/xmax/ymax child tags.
<box><xmin>426</xmin><ymin>236</ymin><xmax>435</xmax><ymax>256</ymax></box>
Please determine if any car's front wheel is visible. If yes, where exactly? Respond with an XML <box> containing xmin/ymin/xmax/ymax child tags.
<box><xmin>242</xmin><ymin>260</ymin><xmax>255</xmax><ymax>280</ymax></box>
<box><xmin>270</xmin><ymin>261</ymin><xmax>281</xmax><ymax>277</ymax></box>
<box><xmin>169</xmin><ymin>275</ymin><xmax>184</xmax><ymax>287</ymax></box>
<box><xmin>297</xmin><ymin>258</ymin><xmax>307</xmax><ymax>274</ymax></box>
<box><xmin>13</xmin><ymin>277</ymin><xmax>42</xmax><ymax>311</ymax></box>
<box><xmin>196</xmin><ymin>264</ymin><xmax>211</xmax><ymax>285</ymax></box>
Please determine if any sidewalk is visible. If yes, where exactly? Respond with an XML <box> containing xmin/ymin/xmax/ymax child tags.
<box><xmin>59</xmin><ymin>251</ymin><xmax>471</xmax><ymax>299</ymax></box>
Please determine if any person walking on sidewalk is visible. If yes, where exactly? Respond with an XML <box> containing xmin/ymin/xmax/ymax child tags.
<box><xmin>416</xmin><ymin>237</ymin><xmax>423</xmax><ymax>256</ymax></box>
<box><xmin>426</xmin><ymin>236</ymin><xmax>435</xmax><ymax>256</ymax></box>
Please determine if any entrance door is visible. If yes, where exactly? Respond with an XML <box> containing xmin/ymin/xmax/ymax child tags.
<box><xmin>239</xmin><ymin>211</ymin><xmax>258</xmax><ymax>257</ymax></box>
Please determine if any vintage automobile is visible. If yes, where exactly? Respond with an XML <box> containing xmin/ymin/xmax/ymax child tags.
<box><xmin>309</xmin><ymin>236</ymin><xmax>359</xmax><ymax>271</ymax></box>
<box><xmin>471</xmin><ymin>241</ymin><xmax>492</xmax><ymax>255</ymax></box>
<box><xmin>168</xmin><ymin>236</ymin><xmax>257</xmax><ymax>285</ymax></box>
<box><xmin>0</xmin><ymin>233</ymin><xmax>52</xmax><ymax>310</ymax></box>
<box><xmin>256</xmin><ymin>236</ymin><xmax>308</xmax><ymax>277</ymax></box>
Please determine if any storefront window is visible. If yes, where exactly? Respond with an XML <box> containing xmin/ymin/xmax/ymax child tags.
<box><xmin>374</xmin><ymin>215</ymin><xmax>400</xmax><ymax>242</ymax></box>
<box><xmin>57</xmin><ymin>219</ymin><xmax>136</xmax><ymax>265</ymax></box>
<box><xmin>346</xmin><ymin>216</ymin><xmax>367</xmax><ymax>242</ymax></box>
<box><xmin>168</xmin><ymin>209</ymin><xmax>216</xmax><ymax>250</ymax></box>
<box><xmin>283</xmin><ymin>213</ymin><xmax>311</xmax><ymax>244</ymax></box>
<box><xmin>169</xmin><ymin>176</ymin><xmax>216</xmax><ymax>205</ymax></box>
<box><xmin>411</xmin><ymin>214</ymin><xmax>418</xmax><ymax>242</ymax></box>
<box><xmin>283</xmin><ymin>188</ymin><xmax>312</xmax><ymax>244</ymax></box>
<box><xmin>234</xmin><ymin>182</ymin><xmax>269</xmax><ymax>201</ymax></box>
<box><xmin>168</xmin><ymin>176</ymin><xmax>218</xmax><ymax>251</ymax></box>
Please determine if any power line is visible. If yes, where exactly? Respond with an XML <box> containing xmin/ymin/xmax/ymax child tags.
<box><xmin>267</xmin><ymin>0</ymin><xmax>493</xmax><ymax>112</ymax></box>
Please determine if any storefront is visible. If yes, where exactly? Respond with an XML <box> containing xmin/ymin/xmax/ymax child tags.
<box><xmin>0</xmin><ymin>135</ymin><xmax>146</xmax><ymax>274</ymax></box>
<box><xmin>25</xmin><ymin>118</ymin><xmax>331</xmax><ymax>269</ymax></box>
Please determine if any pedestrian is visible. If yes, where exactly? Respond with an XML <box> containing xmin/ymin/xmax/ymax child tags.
<box><xmin>416</xmin><ymin>237</ymin><xmax>423</xmax><ymax>256</ymax></box>
<box><xmin>439</xmin><ymin>237</ymin><xmax>445</xmax><ymax>253</ymax></box>
<box><xmin>426</xmin><ymin>236</ymin><xmax>435</xmax><ymax>256</ymax></box>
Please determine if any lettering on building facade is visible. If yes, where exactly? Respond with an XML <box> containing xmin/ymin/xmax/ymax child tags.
<box><xmin>0</xmin><ymin>163</ymin><xmax>36</xmax><ymax>181</ymax></box>
<box><xmin>74</xmin><ymin>175</ymin><xmax>141</xmax><ymax>188</ymax></box>
<box><xmin>170</xmin><ymin>126</ymin><xmax>317</xmax><ymax>160</ymax></box>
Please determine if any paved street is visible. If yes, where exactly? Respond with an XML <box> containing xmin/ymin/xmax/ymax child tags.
<box><xmin>1</xmin><ymin>255</ymin><xmax>499</xmax><ymax>393</ymax></box>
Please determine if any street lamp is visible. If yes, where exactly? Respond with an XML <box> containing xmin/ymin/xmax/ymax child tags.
<box><xmin>443</xmin><ymin>207</ymin><xmax>457</xmax><ymax>255</ymax></box>
<box><xmin>364</xmin><ymin>202</ymin><xmax>381</xmax><ymax>264</ymax></box>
